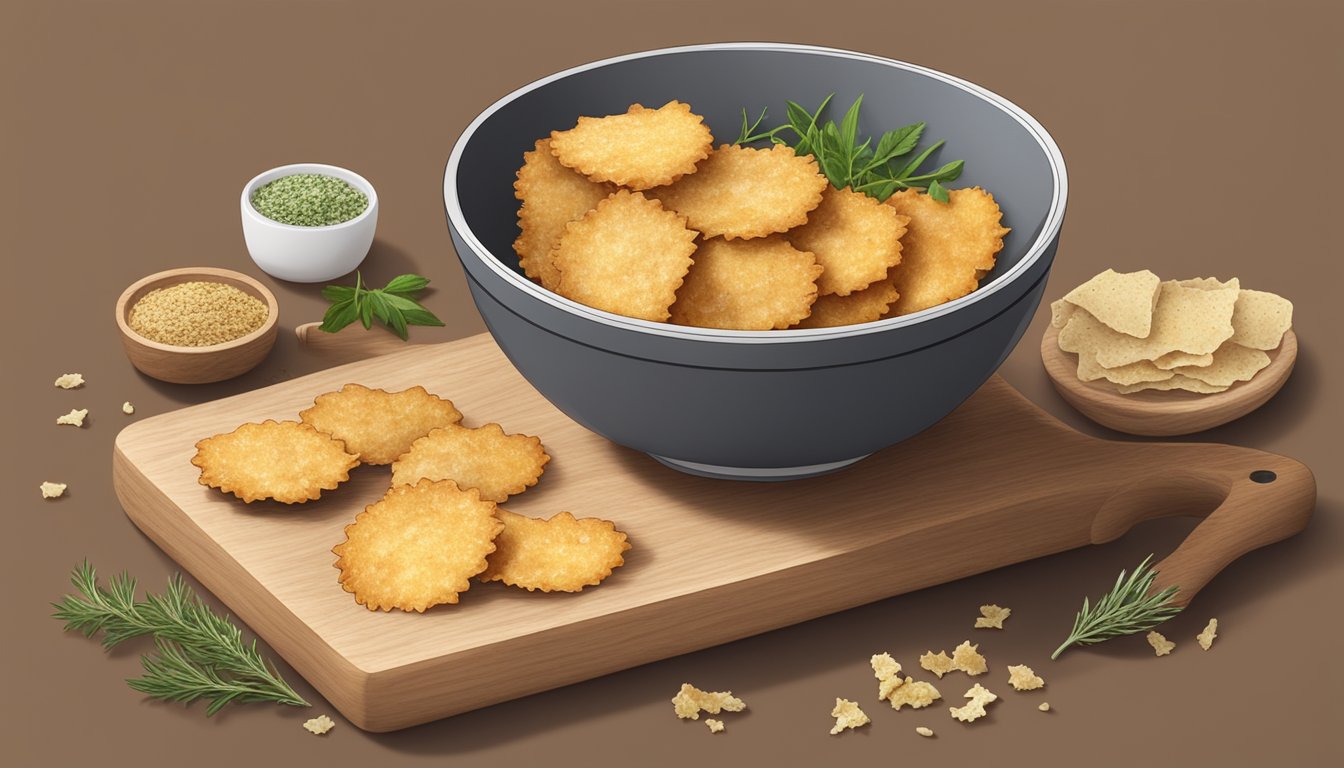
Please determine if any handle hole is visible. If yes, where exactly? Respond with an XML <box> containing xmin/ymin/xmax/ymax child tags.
<box><xmin>1250</xmin><ymin>470</ymin><xmax>1277</xmax><ymax>484</ymax></box>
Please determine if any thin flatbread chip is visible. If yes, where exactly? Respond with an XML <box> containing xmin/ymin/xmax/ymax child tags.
<box><xmin>920</xmin><ymin>651</ymin><xmax>957</xmax><ymax>679</ymax></box>
<box><xmin>1153</xmin><ymin>350</ymin><xmax>1214</xmax><ymax>369</ymax></box>
<box><xmin>649</xmin><ymin>144</ymin><xmax>827</xmax><ymax>239</ymax></box>
<box><xmin>951</xmin><ymin>641</ymin><xmax>988</xmax><ymax>676</ymax></box>
<box><xmin>885</xmin><ymin>187</ymin><xmax>1009</xmax><ymax>315</ymax></box>
<box><xmin>1076</xmin><ymin>351</ymin><xmax>1176</xmax><ymax>386</ymax></box>
<box><xmin>550</xmin><ymin>101</ymin><xmax>712</xmax><ymax>190</ymax></box>
<box><xmin>552</xmin><ymin>189</ymin><xmax>697</xmax><ymax>322</ymax></box>
<box><xmin>1171</xmin><ymin>342</ymin><xmax>1270</xmax><ymax>387</ymax></box>
<box><xmin>672</xmin><ymin>684</ymin><xmax>746</xmax><ymax>720</ymax></box>
<box><xmin>191</xmin><ymin>420</ymin><xmax>358</xmax><ymax>504</ymax></box>
<box><xmin>1117</xmin><ymin>374</ymin><xmax>1230</xmax><ymax>395</ymax></box>
<box><xmin>391</xmin><ymin>423</ymin><xmax>549</xmax><ymax>502</ymax></box>
<box><xmin>794</xmin><ymin>271</ymin><xmax>899</xmax><ymax>328</ymax></box>
<box><xmin>332</xmin><ymin>480</ymin><xmax>502</xmax><ymax>611</ymax></box>
<box><xmin>1147</xmin><ymin>631</ymin><xmax>1175</xmax><ymax>656</ymax></box>
<box><xmin>1058</xmin><ymin>281</ymin><xmax>1239</xmax><ymax>369</ymax></box>
<box><xmin>949</xmin><ymin>683</ymin><xmax>998</xmax><ymax>723</ymax></box>
<box><xmin>1054</xmin><ymin>269</ymin><xmax>1161</xmax><ymax>337</ymax></box>
<box><xmin>299</xmin><ymin>383</ymin><xmax>462</xmax><ymax>465</ymax></box>
<box><xmin>1006</xmin><ymin>664</ymin><xmax>1045</xmax><ymax>691</ymax></box>
<box><xmin>830</xmin><ymin>698</ymin><xmax>870</xmax><ymax>735</ymax></box>
<box><xmin>975</xmin><ymin>604</ymin><xmax>1011</xmax><ymax>629</ymax></box>
<box><xmin>1197</xmin><ymin>618</ymin><xmax>1218</xmax><ymax>650</ymax></box>
<box><xmin>1230</xmin><ymin>289</ymin><xmax>1293</xmax><ymax>350</ymax></box>
<box><xmin>513</xmin><ymin>138</ymin><xmax>615</xmax><ymax>290</ymax></box>
<box><xmin>479</xmin><ymin>509</ymin><xmax>630</xmax><ymax>592</ymax></box>
<box><xmin>670</xmin><ymin>236</ymin><xmax>821</xmax><ymax>330</ymax></box>
<box><xmin>788</xmin><ymin>186</ymin><xmax>909</xmax><ymax>296</ymax></box>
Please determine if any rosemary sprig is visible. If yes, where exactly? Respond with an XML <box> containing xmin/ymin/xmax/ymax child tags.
<box><xmin>319</xmin><ymin>271</ymin><xmax>445</xmax><ymax>340</ymax></box>
<box><xmin>1051</xmin><ymin>554</ymin><xmax>1183</xmax><ymax>659</ymax></box>
<box><xmin>52</xmin><ymin>561</ymin><xmax>309</xmax><ymax>715</ymax></box>
<box><xmin>734</xmin><ymin>93</ymin><xmax>964</xmax><ymax>202</ymax></box>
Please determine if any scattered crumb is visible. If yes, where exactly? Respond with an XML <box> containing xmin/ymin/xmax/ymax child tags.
<box><xmin>1038</xmin><ymin>702</ymin><xmax>1051</xmax><ymax>712</ymax></box>
<box><xmin>1147</xmin><ymin>631</ymin><xmax>1175</xmax><ymax>656</ymax></box>
<box><xmin>888</xmin><ymin>678</ymin><xmax>942</xmax><ymax>710</ymax></box>
<box><xmin>1007</xmin><ymin>664</ymin><xmax>1045</xmax><ymax>691</ymax></box>
<box><xmin>302</xmin><ymin>715</ymin><xmax>335</xmax><ymax>735</ymax></box>
<box><xmin>975</xmin><ymin>604</ymin><xmax>1011</xmax><ymax>629</ymax></box>
<box><xmin>829</xmin><ymin>698</ymin><xmax>870</xmax><ymax>735</ymax></box>
<box><xmin>54</xmin><ymin>373</ymin><xmax>85</xmax><ymax>389</ymax></box>
<box><xmin>672</xmin><ymin>683</ymin><xmax>746</xmax><ymax>720</ymax></box>
<box><xmin>1197</xmin><ymin>618</ymin><xmax>1218</xmax><ymax>650</ymax></box>
<box><xmin>915</xmin><ymin>726</ymin><xmax>935</xmax><ymax>737</ymax></box>
<box><xmin>950</xmin><ymin>641</ymin><xmax>988</xmax><ymax>676</ymax></box>
<box><xmin>949</xmin><ymin>683</ymin><xmax>998</xmax><ymax>723</ymax></box>
<box><xmin>40</xmin><ymin>481</ymin><xmax>67</xmax><ymax>499</ymax></box>
<box><xmin>919</xmin><ymin>651</ymin><xmax>956</xmax><ymax>678</ymax></box>
<box><xmin>705</xmin><ymin>718</ymin><xmax>724</xmax><ymax>734</ymax></box>
<box><xmin>56</xmin><ymin>408</ymin><xmax>89</xmax><ymax>427</ymax></box>
<box><xmin>122</xmin><ymin>401</ymin><xmax>135</xmax><ymax>415</ymax></box>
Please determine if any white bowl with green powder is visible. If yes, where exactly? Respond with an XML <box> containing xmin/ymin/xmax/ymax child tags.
<box><xmin>241</xmin><ymin>163</ymin><xmax>378</xmax><ymax>282</ymax></box>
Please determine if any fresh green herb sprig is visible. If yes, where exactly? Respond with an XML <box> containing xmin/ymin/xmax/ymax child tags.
<box><xmin>1051</xmin><ymin>555</ymin><xmax>1183</xmax><ymax>659</ymax></box>
<box><xmin>319</xmin><ymin>272</ymin><xmax>445</xmax><ymax>340</ymax></box>
<box><xmin>735</xmin><ymin>93</ymin><xmax>963</xmax><ymax>202</ymax></box>
<box><xmin>52</xmin><ymin>561</ymin><xmax>309</xmax><ymax>716</ymax></box>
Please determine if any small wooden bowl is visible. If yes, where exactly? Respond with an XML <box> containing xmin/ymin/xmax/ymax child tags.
<box><xmin>1041</xmin><ymin>324</ymin><xmax>1297</xmax><ymax>436</ymax></box>
<box><xmin>116</xmin><ymin>267</ymin><xmax>279</xmax><ymax>384</ymax></box>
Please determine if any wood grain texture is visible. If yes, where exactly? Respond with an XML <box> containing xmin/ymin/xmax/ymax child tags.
<box><xmin>112</xmin><ymin>332</ymin><xmax>1315</xmax><ymax>731</ymax></box>
<box><xmin>115</xmin><ymin>267</ymin><xmax>279</xmax><ymax>384</ymax></box>
<box><xmin>1041</xmin><ymin>324</ymin><xmax>1297</xmax><ymax>436</ymax></box>
<box><xmin>294</xmin><ymin>321</ymin><xmax>419</xmax><ymax>362</ymax></box>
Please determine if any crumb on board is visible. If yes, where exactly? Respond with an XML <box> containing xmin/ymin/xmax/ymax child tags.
<box><xmin>122</xmin><ymin>401</ymin><xmax>135</xmax><ymax>415</ymax></box>
<box><xmin>975</xmin><ymin>604</ymin><xmax>1011</xmax><ymax>629</ymax></box>
<box><xmin>40</xmin><ymin>481</ymin><xmax>67</xmax><ymax>499</ymax></box>
<box><xmin>1039</xmin><ymin>702</ymin><xmax>1051</xmax><ymax>712</ymax></box>
<box><xmin>1147</xmin><ymin>631</ymin><xmax>1175</xmax><ymax>656</ymax></box>
<box><xmin>1197</xmin><ymin>618</ymin><xmax>1218</xmax><ymax>650</ymax></box>
<box><xmin>303</xmin><ymin>715</ymin><xmax>335</xmax><ymax>735</ymax></box>
<box><xmin>705</xmin><ymin>718</ymin><xmax>724</xmax><ymax>734</ymax></box>
<box><xmin>54</xmin><ymin>373</ymin><xmax>85</xmax><ymax>389</ymax></box>
<box><xmin>56</xmin><ymin>408</ymin><xmax>89</xmax><ymax>427</ymax></box>
<box><xmin>915</xmin><ymin>726</ymin><xmax>935</xmax><ymax>737</ymax></box>
<box><xmin>672</xmin><ymin>683</ymin><xmax>746</xmax><ymax>720</ymax></box>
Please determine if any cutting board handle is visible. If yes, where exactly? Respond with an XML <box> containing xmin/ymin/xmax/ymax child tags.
<box><xmin>1089</xmin><ymin>444</ymin><xmax>1315</xmax><ymax>606</ymax></box>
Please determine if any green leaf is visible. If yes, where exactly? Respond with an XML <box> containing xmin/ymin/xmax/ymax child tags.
<box><xmin>358</xmin><ymin>297</ymin><xmax>374</xmax><ymax>329</ymax></box>
<box><xmin>894</xmin><ymin>139</ymin><xmax>946</xmax><ymax>180</ymax></box>
<box><xmin>928</xmin><ymin>179</ymin><xmax>950</xmax><ymax>202</ymax></box>
<box><xmin>317</xmin><ymin>299</ymin><xmax>358</xmax><ymax>333</ymax></box>
<box><xmin>364</xmin><ymin>291</ymin><xmax>394</xmax><ymax>325</ymax></box>
<box><xmin>382</xmin><ymin>274</ymin><xmax>430</xmax><ymax>295</ymax></box>
<box><xmin>320</xmin><ymin>285</ymin><xmax>355</xmax><ymax>303</ymax></box>
<box><xmin>839</xmin><ymin>94</ymin><xmax>864</xmax><ymax>155</ymax></box>
<box><xmin>872</xmin><ymin>122</ymin><xmax>924</xmax><ymax>164</ymax></box>
<box><xmin>398</xmin><ymin>308</ymin><xmax>445</xmax><ymax>327</ymax></box>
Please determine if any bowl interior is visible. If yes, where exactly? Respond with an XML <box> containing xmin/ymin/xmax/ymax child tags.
<box><xmin>119</xmin><ymin>268</ymin><xmax>278</xmax><ymax>351</ymax></box>
<box><xmin>455</xmin><ymin>47</ymin><xmax>1059</xmax><ymax>300</ymax></box>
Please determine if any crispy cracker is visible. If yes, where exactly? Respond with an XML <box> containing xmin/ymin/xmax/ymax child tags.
<box><xmin>975</xmin><ymin>604</ymin><xmax>1011</xmax><ymax>629</ymax></box>
<box><xmin>1197</xmin><ymin>618</ymin><xmax>1218</xmax><ymax>650</ymax></box>
<box><xmin>788</xmin><ymin>186</ymin><xmax>909</xmax><ymax>296</ymax></box>
<box><xmin>793</xmin><ymin>270</ymin><xmax>899</xmax><ymax>328</ymax></box>
<box><xmin>920</xmin><ymin>651</ymin><xmax>957</xmax><ymax>679</ymax></box>
<box><xmin>391</xmin><ymin>423</ymin><xmax>549</xmax><ymax>503</ymax></box>
<box><xmin>888</xmin><ymin>677</ymin><xmax>942</xmax><ymax>710</ymax></box>
<box><xmin>1055</xmin><ymin>269</ymin><xmax>1161</xmax><ymax>337</ymax></box>
<box><xmin>552</xmin><ymin>189</ymin><xmax>697</xmax><ymax>322</ymax></box>
<box><xmin>951</xmin><ymin>641</ymin><xmax>988</xmax><ymax>676</ymax></box>
<box><xmin>830</xmin><ymin>698</ymin><xmax>870</xmax><ymax>735</ymax></box>
<box><xmin>513</xmin><ymin>138</ymin><xmax>615</xmax><ymax>290</ymax></box>
<box><xmin>550</xmin><ymin>101</ymin><xmax>712</xmax><ymax>190</ymax></box>
<box><xmin>669</xmin><ymin>235</ymin><xmax>821</xmax><ymax>330</ymax></box>
<box><xmin>1117</xmin><ymin>374</ymin><xmax>1230</xmax><ymax>395</ymax></box>
<box><xmin>332</xmin><ymin>479</ymin><xmax>502</xmax><ymax>611</ymax></box>
<box><xmin>1006</xmin><ymin>665</ymin><xmax>1045</xmax><ymax>691</ymax></box>
<box><xmin>885</xmin><ymin>187</ymin><xmax>1009</xmax><ymax>315</ymax></box>
<box><xmin>191</xmin><ymin>420</ymin><xmax>358</xmax><ymax>504</ymax></box>
<box><xmin>299</xmin><ymin>383</ymin><xmax>462</xmax><ymax>465</ymax></box>
<box><xmin>1076</xmin><ymin>351</ymin><xmax>1176</xmax><ymax>387</ymax></box>
<box><xmin>672</xmin><ymin>684</ymin><xmax>746</xmax><ymax>720</ymax></box>
<box><xmin>650</xmin><ymin>144</ymin><xmax>827</xmax><ymax>239</ymax></box>
<box><xmin>479</xmin><ymin>509</ymin><xmax>630</xmax><ymax>592</ymax></box>
<box><xmin>1147</xmin><ymin>631</ymin><xmax>1176</xmax><ymax>656</ymax></box>
<box><xmin>949</xmin><ymin>683</ymin><xmax>998</xmax><ymax>723</ymax></box>
<box><xmin>1230</xmin><ymin>289</ymin><xmax>1293</xmax><ymax>350</ymax></box>
<box><xmin>1171</xmin><ymin>342</ymin><xmax>1270</xmax><ymax>387</ymax></box>
<box><xmin>1153</xmin><ymin>350</ymin><xmax>1214</xmax><ymax>369</ymax></box>
<box><xmin>1058</xmin><ymin>281</ymin><xmax>1239</xmax><ymax>369</ymax></box>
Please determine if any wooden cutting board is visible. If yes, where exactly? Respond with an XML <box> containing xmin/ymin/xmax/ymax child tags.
<box><xmin>112</xmin><ymin>332</ymin><xmax>1315</xmax><ymax>731</ymax></box>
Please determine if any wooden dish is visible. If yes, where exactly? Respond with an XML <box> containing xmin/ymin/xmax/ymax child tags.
<box><xmin>115</xmin><ymin>267</ymin><xmax>279</xmax><ymax>384</ymax></box>
<box><xmin>1041</xmin><ymin>324</ymin><xmax>1298</xmax><ymax>436</ymax></box>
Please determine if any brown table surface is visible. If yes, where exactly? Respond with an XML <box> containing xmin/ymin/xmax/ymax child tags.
<box><xmin>5</xmin><ymin>0</ymin><xmax>1341</xmax><ymax>764</ymax></box>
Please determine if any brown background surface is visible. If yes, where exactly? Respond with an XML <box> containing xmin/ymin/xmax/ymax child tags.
<box><xmin>3</xmin><ymin>0</ymin><xmax>1341</xmax><ymax>765</ymax></box>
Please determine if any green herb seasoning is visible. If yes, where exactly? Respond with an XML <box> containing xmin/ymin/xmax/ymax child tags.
<box><xmin>251</xmin><ymin>173</ymin><xmax>369</xmax><ymax>227</ymax></box>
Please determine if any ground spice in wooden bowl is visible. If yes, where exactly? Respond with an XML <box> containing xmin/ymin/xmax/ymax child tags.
<box><xmin>129</xmin><ymin>281</ymin><xmax>269</xmax><ymax>347</ymax></box>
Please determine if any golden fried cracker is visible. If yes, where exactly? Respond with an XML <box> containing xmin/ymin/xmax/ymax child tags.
<box><xmin>885</xmin><ymin>187</ymin><xmax>1009</xmax><ymax>315</ymax></box>
<box><xmin>975</xmin><ymin>604</ymin><xmax>1011</xmax><ymax>629</ymax></box>
<box><xmin>672</xmin><ymin>684</ymin><xmax>746</xmax><ymax>720</ymax></box>
<box><xmin>920</xmin><ymin>651</ymin><xmax>957</xmax><ymax>679</ymax></box>
<box><xmin>787</xmin><ymin>186</ymin><xmax>909</xmax><ymax>296</ymax></box>
<box><xmin>888</xmin><ymin>678</ymin><xmax>941</xmax><ymax>710</ymax></box>
<box><xmin>479</xmin><ymin>509</ymin><xmax>630</xmax><ymax>592</ymax></box>
<box><xmin>1006</xmin><ymin>665</ymin><xmax>1045</xmax><ymax>691</ymax></box>
<box><xmin>391</xmin><ymin>423</ymin><xmax>549</xmax><ymax>502</ymax></box>
<box><xmin>332</xmin><ymin>480</ymin><xmax>502</xmax><ymax>612</ymax></box>
<box><xmin>1055</xmin><ymin>269</ymin><xmax>1161</xmax><ymax>337</ymax></box>
<box><xmin>830</xmin><ymin>698</ymin><xmax>870</xmax><ymax>735</ymax></box>
<box><xmin>550</xmin><ymin>101</ymin><xmax>712</xmax><ymax>190</ymax></box>
<box><xmin>650</xmin><ymin>144</ymin><xmax>827</xmax><ymax>239</ymax></box>
<box><xmin>1230</xmin><ymin>289</ymin><xmax>1293</xmax><ymax>350</ymax></box>
<box><xmin>1172</xmin><ymin>342</ymin><xmax>1269</xmax><ymax>387</ymax></box>
<box><xmin>669</xmin><ymin>235</ymin><xmax>821</xmax><ymax>330</ymax></box>
<box><xmin>513</xmin><ymin>138</ymin><xmax>615</xmax><ymax>290</ymax></box>
<box><xmin>551</xmin><ymin>190</ymin><xmax>697</xmax><ymax>321</ymax></box>
<box><xmin>793</xmin><ymin>271</ymin><xmax>899</xmax><ymax>328</ymax></box>
<box><xmin>191</xmin><ymin>420</ymin><xmax>358</xmax><ymax>504</ymax></box>
<box><xmin>951</xmin><ymin>641</ymin><xmax>988</xmax><ymax>676</ymax></box>
<box><xmin>949</xmin><ymin>683</ymin><xmax>998</xmax><ymax>723</ymax></box>
<box><xmin>299</xmin><ymin>383</ymin><xmax>462</xmax><ymax>465</ymax></box>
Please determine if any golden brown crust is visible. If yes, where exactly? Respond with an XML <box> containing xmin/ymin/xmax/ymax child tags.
<box><xmin>793</xmin><ymin>271</ymin><xmax>900</xmax><ymax>328</ymax></box>
<box><xmin>298</xmin><ymin>383</ymin><xmax>462</xmax><ymax>465</ymax></box>
<box><xmin>549</xmin><ymin>101</ymin><xmax>713</xmax><ymax>190</ymax></box>
<box><xmin>669</xmin><ymin>236</ymin><xmax>821</xmax><ymax>330</ymax></box>
<box><xmin>390</xmin><ymin>422</ymin><xmax>550</xmax><ymax>502</ymax></box>
<box><xmin>513</xmin><ymin>138</ymin><xmax>615</xmax><ymax>290</ymax></box>
<box><xmin>479</xmin><ymin>509</ymin><xmax>631</xmax><ymax>592</ymax></box>
<box><xmin>787</xmin><ymin>186</ymin><xmax>909</xmax><ymax>296</ymax></box>
<box><xmin>191</xmin><ymin>420</ymin><xmax>358</xmax><ymax>504</ymax></box>
<box><xmin>884</xmin><ymin>187</ymin><xmax>1009</xmax><ymax>315</ymax></box>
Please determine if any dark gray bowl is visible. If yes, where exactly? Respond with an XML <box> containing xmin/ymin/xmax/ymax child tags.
<box><xmin>444</xmin><ymin>43</ymin><xmax>1067</xmax><ymax>480</ymax></box>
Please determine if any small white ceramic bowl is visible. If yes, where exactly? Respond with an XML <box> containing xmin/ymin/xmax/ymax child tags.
<box><xmin>241</xmin><ymin>162</ymin><xmax>378</xmax><ymax>283</ymax></box>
